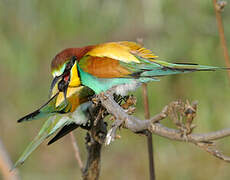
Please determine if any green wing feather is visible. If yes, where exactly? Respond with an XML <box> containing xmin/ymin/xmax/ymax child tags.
<box><xmin>77</xmin><ymin>43</ymin><xmax>227</xmax><ymax>94</ymax></box>
<box><xmin>122</xmin><ymin>55</ymin><xmax>223</xmax><ymax>78</ymax></box>
<box><xmin>14</xmin><ymin>115</ymin><xmax>74</xmax><ymax>168</ymax></box>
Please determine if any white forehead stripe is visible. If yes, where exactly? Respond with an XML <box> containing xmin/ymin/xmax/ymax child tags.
<box><xmin>52</xmin><ymin>63</ymin><xmax>66</xmax><ymax>77</ymax></box>
<box><xmin>52</xmin><ymin>71</ymin><xmax>61</xmax><ymax>77</ymax></box>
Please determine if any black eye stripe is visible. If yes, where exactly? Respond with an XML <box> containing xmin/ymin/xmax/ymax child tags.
<box><xmin>64</xmin><ymin>56</ymin><xmax>77</xmax><ymax>72</ymax></box>
<box><xmin>55</xmin><ymin>56</ymin><xmax>78</xmax><ymax>94</ymax></box>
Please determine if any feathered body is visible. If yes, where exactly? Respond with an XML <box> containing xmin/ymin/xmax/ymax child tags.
<box><xmin>51</xmin><ymin>41</ymin><xmax>221</xmax><ymax>95</ymax></box>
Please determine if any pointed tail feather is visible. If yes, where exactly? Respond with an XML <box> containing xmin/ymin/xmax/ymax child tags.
<box><xmin>13</xmin><ymin>118</ymin><xmax>53</xmax><ymax>168</ymax></box>
<box><xmin>13</xmin><ymin>134</ymin><xmax>47</xmax><ymax>169</ymax></box>
<box><xmin>47</xmin><ymin>123</ymin><xmax>79</xmax><ymax>145</ymax></box>
<box><xmin>17</xmin><ymin>109</ymin><xmax>42</xmax><ymax>123</ymax></box>
<box><xmin>13</xmin><ymin>115</ymin><xmax>71</xmax><ymax>169</ymax></box>
<box><xmin>156</xmin><ymin>60</ymin><xmax>229</xmax><ymax>71</ymax></box>
<box><xmin>141</xmin><ymin>60</ymin><xmax>229</xmax><ymax>77</ymax></box>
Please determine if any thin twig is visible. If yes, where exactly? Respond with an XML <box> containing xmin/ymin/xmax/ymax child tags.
<box><xmin>142</xmin><ymin>83</ymin><xmax>155</xmax><ymax>180</ymax></box>
<box><xmin>213</xmin><ymin>0</ymin><xmax>230</xmax><ymax>79</ymax></box>
<box><xmin>0</xmin><ymin>139</ymin><xmax>20</xmax><ymax>180</ymax></box>
<box><xmin>69</xmin><ymin>132</ymin><xmax>84</xmax><ymax>171</ymax></box>
<box><xmin>194</xmin><ymin>141</ymin><xmax>230</xmax><ymax>162</ymax></box>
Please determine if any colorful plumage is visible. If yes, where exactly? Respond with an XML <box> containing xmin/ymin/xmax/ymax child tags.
<box><xmin>15</xmin><ymin>40</ymin><xmax>227</xmax><ymax>168</ymax></box>
<box><xmin>15</xmin><ymin>85</ymin><xmax>94</xmax><ymax>168</ymax></box>
<box><xmin>50</xmin><ymin>41</ymin><xmax>225</xmax><ymax>95</ymax></box>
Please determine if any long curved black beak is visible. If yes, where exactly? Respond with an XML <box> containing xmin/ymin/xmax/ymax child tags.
<box><xmin>49</xmin><ymin>56</ymin><xmax>77</xmax><ymax>102</ymax></box>
<box><xmin>50</xmin><ymin>75</ymin><xmax>70</xmax><ymax>105</ymax></box>
<box><xmin>49</xmin><ymin>75</ymin><xmax>62</xmax><ymax>98</ymax></box>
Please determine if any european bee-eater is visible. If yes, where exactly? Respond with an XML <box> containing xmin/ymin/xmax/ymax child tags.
<box><xmin>50</xmin><ymin>41</ymin><xmax>225</xmax><ymax>95</ymax></box>
<box><xmin>15</xmin><ymin>85</ymin><xmax>94</xmax><ymax>168</ymax></box>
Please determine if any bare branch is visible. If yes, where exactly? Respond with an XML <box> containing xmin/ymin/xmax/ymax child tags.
<box><xmin>97</xmin><ymin>88</ymin><xmax>230</xmax><ymax>162</ymax></box>
<box><xmin>69</xmin><ymin>132</ymin><xmax>84</xmax><ymax>171</ymax></box>
<box><xmin>82</xmin><ymin>106</ymin><xmax>107</xmax><ymax>180</ymax></box>
<box><xmin>194</xmin><ymin>141</ymin><xmax>230</xmax><ymax>163</ymax></box>
<box><xmin>82</xmin><ymin>133</ymin><xmax>101</xmax><ymax>180</ymax></box>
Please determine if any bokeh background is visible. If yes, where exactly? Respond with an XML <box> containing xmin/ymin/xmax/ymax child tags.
<box><xmin>1</xmin><ymin>0</ymin><xmax>230</xmax><ymax>179</ymax></box>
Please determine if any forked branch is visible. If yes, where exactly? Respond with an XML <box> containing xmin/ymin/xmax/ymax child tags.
<box><xmin>98</xmin><ymin>88</ymin><xmax>230</xmax><ymax>162</ymax></box>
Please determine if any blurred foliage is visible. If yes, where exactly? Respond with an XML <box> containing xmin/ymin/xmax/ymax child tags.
<box><xmin>0</xmin><ymin>0</ymin><xmax>230</xmax><ymax>179</ymax></box>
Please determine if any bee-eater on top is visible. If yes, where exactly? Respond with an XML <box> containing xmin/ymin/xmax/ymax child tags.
<box><xmin>50</xmin><ymin>41</ymin><xmax>225</xmax><ymax>96</ymax></box>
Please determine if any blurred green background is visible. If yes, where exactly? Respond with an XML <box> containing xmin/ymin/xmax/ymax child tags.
<box><xmin>1</xmin><ymin>0</ymin><xmax>230</xmax><ymax>179</ymax></box>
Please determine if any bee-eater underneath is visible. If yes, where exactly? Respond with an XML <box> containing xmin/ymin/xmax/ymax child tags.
<box><xmin>50</xmin><ymin>41</ymin><xmax>226</xmax><ymax>95</ymax></box>
<box><xmin>15</xmin><ymin>85</ymin><xmax>94</xmax><ymax>168</ymax></box>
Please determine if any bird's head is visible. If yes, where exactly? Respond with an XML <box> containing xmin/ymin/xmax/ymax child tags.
<box><xmin>49</xmin><ymin>46</ymin><xmax>94</xmax><ymax>98</ymax></box>
<box><xmin>50</xmin><ymin>56</ymin><xmax>81</xmax><ymax>100</ymax></box>
<box><xmin>49</xmin><ymin>48</ymin><xmax>82</xmax><ymax>99</ymax></box>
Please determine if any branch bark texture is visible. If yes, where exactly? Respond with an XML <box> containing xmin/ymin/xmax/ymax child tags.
<box><xmin>98</xmin><ymin>88</ymin><xmax>230</xmax><ymax>162</ymax></box>
<box><xmin>82</xmin><ymin>106</ymin><xmax>107</xmax><ymax>180</ymax></box>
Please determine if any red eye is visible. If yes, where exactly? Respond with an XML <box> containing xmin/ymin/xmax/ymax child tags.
<box><xmin>64</xmin><ymin>74</ymin><xmax>70</xmax><ymax>82</ymax></box>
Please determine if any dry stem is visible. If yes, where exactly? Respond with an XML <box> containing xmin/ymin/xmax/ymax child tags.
<box><xmin>142</xmin><ymin>83</ymin><xmax>155</xmax><ymax>180</ymax></box>
<box><xmin>69</xmin><ymin>132</ymin><xmax>84</xmax><ymax>171</ymax></box>
<box><xmin>213</xmin><ymin>0</ymin><xmax>230</xmax><ymax>78</ymax></box>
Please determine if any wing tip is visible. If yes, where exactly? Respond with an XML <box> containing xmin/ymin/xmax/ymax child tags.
<box><xmin>11</xmin><ymin>161</ymin><xmax>24</xmax><ymax>171</ymax></box>
<box><xmin>47</xmin><ymin>140</ymin><xmax>54</xmax><ymax>146</ymax></box>
<box><xmin>47</xmin><ymin>123</ymin><xmax>79</xmax><ymax>145</ymax></box>
<box><xmin>17</xmin><ymin>110</ymin><xmax>40</xmax><ymax>123</ymax></box>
